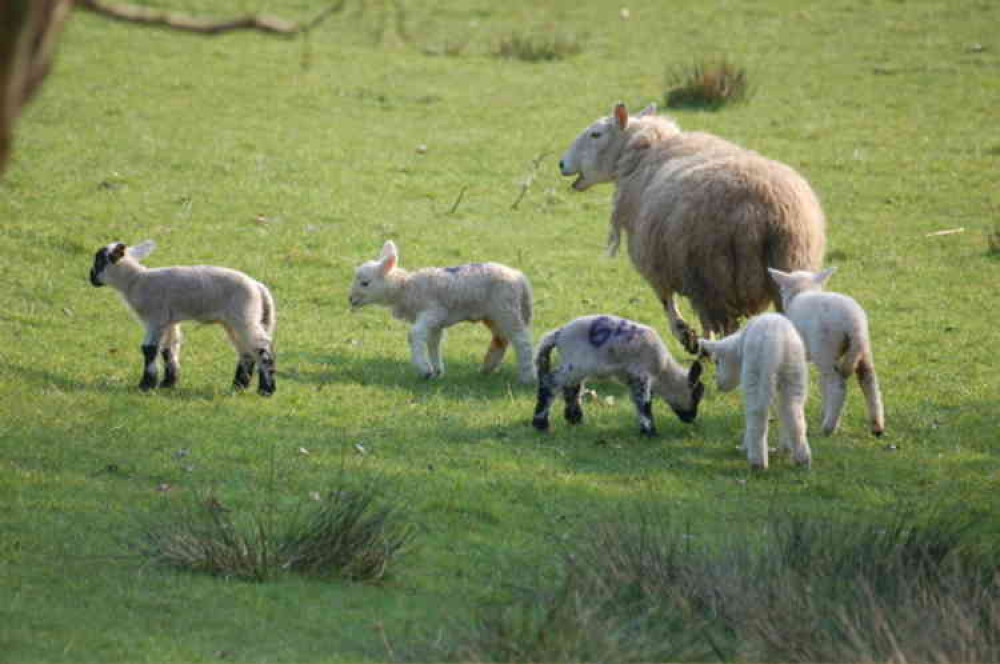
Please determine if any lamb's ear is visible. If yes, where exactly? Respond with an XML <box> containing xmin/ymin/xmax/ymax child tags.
<box><xmin>815</xmin><ymin>266</ymin><xmax>837</xmax><ymax>286</ymax></box>
<box><xmin>637</xmin><ymin>103</ymin><xmax>657</xmax><ymax>117</ymax></box>
<box><xmin>110</xmin><ymin>242</ymin><xmax>127</xmax><ymax>262</ymax></box>
<box><xmin>128</xmin><ymin>240</ymin><xmax>156</xmax><ymax>261</ymax></box>
<box><xmin>688</xmin><ymin>360</ymin><xmax>703</xmax><ymax>387</ymax></box>
<box><xmin>698</xmin><ymin>339</ymin><xmax>717</xmax><ymax>358</ymax></box>
<box><xmin>378</xmin><ymin>240</ymin><xmax>397</xmax><ymax>274</ymax></box>
<box><xmin>612</xmin><ymin>102</ymin><xmax>628</xmax><ymax>130</ymax></box>
<box><xmin>767</xmin><ymin>267</ymin><xmax>790</xmax><ymax>286</ymax></box>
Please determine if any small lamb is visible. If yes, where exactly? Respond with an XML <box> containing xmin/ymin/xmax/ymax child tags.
<box><xmin>531</xmin><ymin>314</ymin><xmax>704</xmax><ymax>436</ymax></box>
<box><xmin>768</xmin><ymin>267</ymin><xmax>885</xmax><ymax>437</ymax></box>
<box><xmin>700</xmin><ymin>313</ymin><xmax>811</xmax><ymax>470</ymax></box>
<box><xmin>89</xmin><ymin>240</ymin><xmax>277</xmax><ymax>395</ymax></box>
<box><xmin>348</xmin><ymin>241</ymin><xmax>535</xmax><ymax>383</ymax></box>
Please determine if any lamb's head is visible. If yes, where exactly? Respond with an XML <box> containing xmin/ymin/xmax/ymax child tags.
<box><xmin>89</xmin><ymin>240</ymin><xmax>155</xmax><ymax>287</ymax></box>
<box><xmin>349</xmin><ymin>240</ymin><xmax>399</xmax><ymax>309</ymax></box>
<box><xmin>768</xmin><ymin>267</ymin><xmax>837</xmax><ymax>308</ymax></box>
<box><xmin>559</xmin><ymin>102</ymin><xmax>657</xmax><ymax>191</ymax></box>
<box><xmin>659</xmin><ymin>360</ymin><xmax>705</xmax><ymax>423</ymax></box>
<box><xmin>699</xmin><ymin>337</ymin><xmax>741</xmax><ymax>393</ymax></box>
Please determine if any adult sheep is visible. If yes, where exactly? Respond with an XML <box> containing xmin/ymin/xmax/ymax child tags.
<box><xmin>559</xmin><ymin>102</ymin><xmax>826</xmax><ymax>354</ymax></box>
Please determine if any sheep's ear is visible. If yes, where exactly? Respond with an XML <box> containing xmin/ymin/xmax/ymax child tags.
<box><xmin>698</xmin><ymin>339</ymin><xmax>717</xmax><ymax>357</ymax></box>
<box><xmin>688</xmin><ymin>360</ymin><xmax>703</xmax><ymax>387</ymax></box>
<box><xmin>110</xmin><ymin>243</ymin><xmax>127</xmax><ymax>262</ymax></box>
<box><xmin>378</xmin><ymin>240</ymin><xmax>397</xmax><ymax>274</ymax></box>
<box><xmin>767</xmin><ymin>267</ymin><xmax>790</xmax><ymax>286</ymax></box>
<box><xmin>128</xmin><ymin>240</ymin><xmax>156</xmax><ymax>261</ymax></box>
<box><xmin>637</xmin><ymin>103</ymin><xmax>657</xmax><ymax>117</ymax></box>
<box><xmin>815</xmin><ymin>266</ymin><xmax>837</xmax><ymax>286</ymax></box>
<box><xmin>612</xmin><ymin>102</ymin><xmax>628</xmax><ymax>130</ymax></box>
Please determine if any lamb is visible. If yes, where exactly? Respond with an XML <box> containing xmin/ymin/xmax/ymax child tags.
<box><xmin>699</xmin><ymin>313</ymin><xmax>811</xmax><ymax>470</ymax></box>
<box><xmin>89</xmin><ymin>240</ymin><xmax>277</xmax><ymax>395</ymax></box>
<box><xmin>531</xmin><ymin>314</ymin><xmax>704</xmax><ymax>436</ymax></box>
<box><xmin>559</xmin><ymin>102</ymin><xmax>826</xmax><ymax>354</ymax></box>
<box><xmin>348</xmin><ymin>240</ymin><xmax>536</xmax><ymax>383</ymax></box>
<box><xmin>767</xmin><ymin>267</ymin><xmax>885</xmax><ymax>437</ymax></box>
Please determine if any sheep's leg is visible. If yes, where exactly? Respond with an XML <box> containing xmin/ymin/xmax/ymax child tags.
<box><xmin>511</xmin><ymin>329</ymin><xmax>536</xmax><ymax>384</ymax></box>
<box><xmin>742</xmin><ymin>370</ymin><xmax>774</xmax><ymax>469</ymax></box>
<box><xmin>256</xmin><ymin>347</ymin><xmax>276</xmax><ymax>396</ymax></box>
<box><xmin>532</xmin><ymin>366</ymin><xmax>562</xmax><ymax>431</ymax></box>
<box><xmin>427</xmin><ymin>328</ymin><xmax>446</xmax><ymax>377</ymax></box>
<box><xmin>819</xmin><ymin>370</ymin><xmax>847</xmax><ymax>436</ymax></box>
<box><xmin>777</xmin><ymin>387</ymin><xmax>811</xmax><ymax>468</ymax></box>
<box><xmin>481</xmin><ymin>319</ymin><xmax>508</xmax><ymax>375</ymax></box>
<box><xmin>562</xmin><ymin>382</ymin><xmax>584</xmax><ymax>425</ymax></box>
<box><xmin>626</xmin><ymin>373</ymin><xmax>657</xmax><ymax>436</ymax></box>
<box><xmin>139</xmin><ymin>324</ymin><xmax>167</xmax><ymax>391</ymax></box>
<box><xmin>233</xmin><ymin>354</ymin><xmax>255</xmax><ymax>390</ymax></box>
<box><xmin>856</xmin><ymin>359</ymin><xmax>885</xmax><ymax>437</ymax></box>
<box><xmin>408</xmin><ymin>313</ymin><xmax>444</xmax><ymax>379</ymax></box>
<box><xmin>159</xmin><ymin>324</ymin><xmax>182</xmax><ymax>388</ymax></box>
<box><xmin>660</xmin><ymin>295</ymin><xmax>699</xmax><ymax>355</ymax></box>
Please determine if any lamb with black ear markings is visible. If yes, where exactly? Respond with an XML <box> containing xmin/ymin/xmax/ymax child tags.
<box><xmin>349</xmin><ymin>240</ymin><xmax>535</xmax><ymax>383</ymax></box>
<box><xmin>532</xmin><ymin>314</ymin><xmax>704</xmax><ymax>436</ymax></box>
<box><xmin>559</xmin><ymin>102</ymin><xmax>826</xmax><ymax>354</ymax></box>
<box><xmin>768</xmin><ymin>266</ymin><xmax>884</xmax><ymax>437</ymax></box>
<box><xmin>700</xmin><ymin>313</ymin><xmax>811</xmax><ymax>470</ymax></box>
<box><xmin>89</xmin><ymin>240</ymin><xmax>277</xmax><ymax>395</ymax></box>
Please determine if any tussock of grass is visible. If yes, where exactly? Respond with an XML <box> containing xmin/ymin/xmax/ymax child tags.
<box><xmin>988</xmin><ymin>226</ymin><xmax>1000</xmax><ymax>256</ymax></box>
<box><xmin>494</xmin><ymin>31</ymin><xmax>584</xmax><ymax>62</ymax></box>
<box><xmin>444</xmin><ymin>508</ymin><xmax>1000</xmax><ymax>663</ymax></box>
<box><xmin>137</xmin><ymin>484</ymin><xmax>417</xmax><ymax>583</ymax></box>
<box><xmin>665</xmin><ymin>57</ymin><xmax>750</xmax><ymax>110</ymax></box>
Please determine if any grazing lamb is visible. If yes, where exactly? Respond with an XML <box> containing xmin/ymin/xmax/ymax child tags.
<box><xmin>348</xmin><ymin>241</ymin><xmax>535</xmax><ymax>383</ymax></box>
<box><xmin>768</xmin><ymin>267</ymin><xmax>885</xmax><ymax>437</ymax></box>
<box><xmin>531</xmin><ymin>314</ymin><xmax>704</xmax><ymax>436</ymax></box>
<box><xmin>89</xmin><ymin>240</ymin><xmax>277</xmax><ymax>395</ymax></box>
<box><xmin>559</xmin><ymin>102</ymin><xmax>826</xmax><ymax>354</ymax></box>
<box><xmin>700</xmin><ymin>313</ymin><xmax>811</xmax><ymax>470</ymax></box>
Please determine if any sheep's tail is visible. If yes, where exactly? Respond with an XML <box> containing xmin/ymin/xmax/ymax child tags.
<box><xmin>838</xmin><ymin>331</ymin><xmax>865</xmax><ymax>378</ymax></box>
<box><xmin>534</xmin><ymin>328</ymin><xmax>560</xmax><ymax>380</ymax></box>
<box><xmin>258</xmin><ymin>282</ymin><xmax>276</xmax><ymax>339</ymax></box>
<box><xmin>520</xmin><ymin>276</ymin><xmax>534</xmax><ymax>327</ymax></box>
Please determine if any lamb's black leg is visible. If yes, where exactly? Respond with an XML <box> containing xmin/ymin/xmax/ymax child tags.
<box><xmin>257</xmin><ymin>348</ymin><xmax>276</xmax><ymax>396</ymax></box>
<box><xmin>233</xmin><ymin>353</ymin><xmax>255</xmax><ymax>390</ymax></box>
<box><xmin>532</xmin><ymin>376</ymin><xmax>557</xmax><ymax>431</ymax></box>
<box><xmin>160</xmin><ymin>348</ymin><xmax>179</xmax><ymax>388</ymax></box>
<box><xmin>139</xmin><ymin>344</ymin><xmax>158</xmax><ymax>391</ymax></box>
<box><xmin>626</xmin><ymin>374</ymin><xmax>657</xmax><ymax>436</ymax></box>
<box><xmin>563</xmin><ymin>383</ymin><xmax>584</xmax><ymax>425</ymax></box>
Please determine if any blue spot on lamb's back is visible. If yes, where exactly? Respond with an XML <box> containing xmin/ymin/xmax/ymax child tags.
<box><xmin>443</xmin><ymin>262</ymin><xmax>486</xmax><ymax>275</ymax></box>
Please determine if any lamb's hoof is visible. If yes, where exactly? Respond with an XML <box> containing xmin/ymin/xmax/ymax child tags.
<box><xmin>258</xmin><ymin>388</ymin><xmax>275</xmax><ymax>397</ymax></box>
<box><xmin>872</xmin><ymin>429</ymin><xmax>884</xmax><ymax>438</ymax></box>
<box><xmin>138</xmin><ymin>376</ymin><xmax>157</xmax><ymax>391</ymax></box>
<box><xmin>564</xmin><ymin>409</ymin><xmax>584</xmax><ymax>425</ymax></box>
<box><xmin>639</xmin><ymin>427</ymin><xmax>658</xmax><ymax>438</ymax></box>
<box><xmin>532</xmin><ymin>417</ymin><xmax>550</xmax><ymax>432</ymax></box>
<box><xmin>159</xmin><ymin>376</ymin><xmax>177</xmax><ymax>389</ymax></box>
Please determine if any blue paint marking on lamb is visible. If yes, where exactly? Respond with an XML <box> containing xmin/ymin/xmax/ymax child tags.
<box><xmin>588</xmin><ymin>316</ymin><xmax>640</xmax><ymax>348</ymax></box>
<box><xmin>443</xmin><ymin>262</ymin><xmax>485</xmax><ymax>275</ymax></box>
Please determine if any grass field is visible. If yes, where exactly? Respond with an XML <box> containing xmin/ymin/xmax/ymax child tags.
<box><xmin>1</xmin><ymin>0</ymin><xmax>998</xmax><ymax>661</ymax></box>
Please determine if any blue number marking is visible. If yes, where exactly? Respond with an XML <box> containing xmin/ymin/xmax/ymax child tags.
<box><xmin>589</xmin><ymin>316</ymin><xmax>640</xmax><ymax>348</ymax></box>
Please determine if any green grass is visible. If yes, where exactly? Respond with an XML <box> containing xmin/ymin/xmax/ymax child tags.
<box><xmin>1</xmin><ymin>0</ymin><xmax>998</xmax><ymax>661</ymax></box>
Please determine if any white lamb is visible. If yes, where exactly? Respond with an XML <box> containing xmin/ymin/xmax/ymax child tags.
<box><xmin>531</xmin><ymin>314</ymin><xmax>704</xmax><ymax>436</ymax></box>
<box><xmin>348</xmin><ymin>241</ymin><xmax>535</xmax><ymax>383</ymax></box>
<box><xmin>767</xmin><ymin>267</ymin><xmax>885</xmax><ymax>437</ymax></box>
<box><xmin>700</xmin><ymin>313</ymin><xmax>811</xmax><ymax>470</ymax></box>
<box><xmin>89</xmin><ymin>240</ymin><xmax>277</xmax><ymax>395</ymax></box>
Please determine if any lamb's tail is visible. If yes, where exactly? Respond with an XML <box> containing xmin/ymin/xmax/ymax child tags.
<box><xmin>520</xmin><ymin>276</ymin><xmax>534</xmax><ymax>327</ymax></box>
<box><xmin>534</xmin><ymin>328</ymin><xmax>560</xmax><ymax>380</ymax></box>
<box><xmin>838</xmin><ymin>330</ymin><xmax>865</xmax><ymax>378</ymax></box>
<box><xmin>258</xmin><ymin>282</ymin><xmax>276</xmax><ymax>339</ymax></box>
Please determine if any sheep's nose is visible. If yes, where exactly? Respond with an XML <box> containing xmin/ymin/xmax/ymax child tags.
<box><xmin>558</xmin><ymin>159</ymin><xmax>565</xmax><ymax>171</ymax></box>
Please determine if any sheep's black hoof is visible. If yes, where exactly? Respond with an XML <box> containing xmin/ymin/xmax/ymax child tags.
<box><xmin>564</xmin><ymin>408</ymin><xmax>584</xmax><ymax>425</ymax></box>
<box><xmin>258</xmin><ymin>387</ymin><xmax>275</xmax><ymax>397</ymax></box>
<box><xmin>139</xmin><ymin>375</ymin><xmax>157</xmax><ymax>391</ymax></box>
<box><xmin>639</xmin><ymin>426</ymin><xmax>658</xmax><ymax>437</ymax></box>
<box><xmin>532</xmin><ymin>416</ymin><xmax>550</xmax><ymax>432</ymax></box>
<box><xmin>159</xmin><ymin>372</ymin><xmax>178</xmax><ymax>388</ymax></box>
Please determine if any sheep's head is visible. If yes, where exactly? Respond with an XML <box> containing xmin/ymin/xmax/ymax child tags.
<box><xmin>768</xmin><ymin>266</ymin><xmax>836</xmax><ymax>307</ymax></box>
<box><xmin>664</xmin><ymin>360</ymin><xmax>705</xmax><ymax>423</ymax></box>
<box><xmin>89</xmin><ymin>240</ymin><xmax>155</xmax><ymax>287</ymax></box>
<box><xmin>558</xmin><ymin>102</ymin><xmax>656</xmax><ymax>191</ymax></box>
<box><xmin>699</xmin><ymin>337</ymin><xmax>741</xmax><ymax>393</ymax></box>
<box><xmin>349</xmin><ymin>240</ymin><xmax>398</xmax><ymax>309</ymax></box>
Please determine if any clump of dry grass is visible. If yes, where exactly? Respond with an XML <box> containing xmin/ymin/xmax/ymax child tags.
<box><xmin>494</xmin><ymin>30</ymin><xmax>585</xmax><ymax>62</ymax></box>
<box><xmin>665</xmin><ymin>58</ymin><xmax>750</xmax><ymax>110</ymax></box>
<box><xmin>136</xmin><ymin>483</ymin><xmax>417</xmax><ymax>583</ymax></box>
